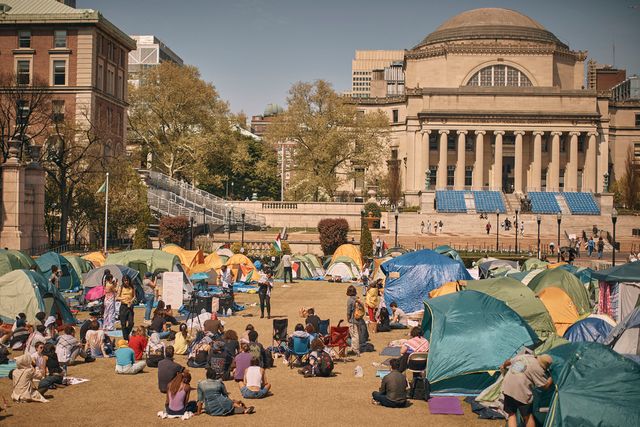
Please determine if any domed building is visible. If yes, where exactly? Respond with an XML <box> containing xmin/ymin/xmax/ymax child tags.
<box><xmin>355</xmin><ymin>8</ymin><xmax>637</xmax><ymax>213</ymax></box>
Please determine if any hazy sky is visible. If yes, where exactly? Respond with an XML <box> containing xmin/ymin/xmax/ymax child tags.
<box><xmin>81</xmin><ymin>0</ymin><xmax>640</xmax><ymax>116</ymax></box>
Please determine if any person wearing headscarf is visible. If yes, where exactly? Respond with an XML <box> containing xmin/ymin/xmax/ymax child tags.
<box><xmin>114</xmin><ymin>339</ymin><xmax>146</xmax><ymax>374</ymax></box>
<box><xmin>11</xmin><ymin>353</ymin><xmax>48</xmax><ymax>402</ymax></box>
<box><xmin>145</xmin><ymin>332</ymin><xmax>166</xmax><ymax>368</ymax></box>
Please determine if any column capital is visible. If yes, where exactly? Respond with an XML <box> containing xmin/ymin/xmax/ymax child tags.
<box><xmin>569</xmin><ymin>131</ymin><xmax>581</xmax><ymax>137</ymax></box>
<box><xmin>513</xmin><ymin>130</ymin><xmax>526</xmax><ymax>136</ymax></box>
<box><xmin>493</xmin><ymin>130</ymin><xmax>505</xmax><ymax>136</ymax></box>
<box><xmin>550</xmin><ymin>131</ymin><xmax>562</xmax><ymax>136</ymax></box>
<box><xmin>587</xmin><ymin>131</ymin><xmax>599</xmax><ymax>137</ymax></box>
<box><xmin>532</xmin><ymin>131</ymin><xmax>545</xmax><ymax>136</ymax></box>
<box><xmin>456</xmin><ymin>130</ymin><xmax>468</xmax><ymax>135</ymax></box>
<box><xmin>420</xmin><ymin>129</ymin><xmax>431</xmax><ymax>135</ymax></box>
<box><xmin>474</xmin><ymin>130</ymin><xmax>486</xmax><ymax>136</ymax></box>
<box><xmin>438</xmin><ymin>129</ymin><xmax>450</xmax><ymax>135</ymax></box>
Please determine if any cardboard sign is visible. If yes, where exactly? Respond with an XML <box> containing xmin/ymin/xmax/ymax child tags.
<box><xmin>162</xmin><ymin>272</ymin><xmax>183</xmax><ymax>309</ymax></box>
<box><xmin>389</xmin><ymin>272</ymin><xmax>400</xmax><ymax>279</ymax></box>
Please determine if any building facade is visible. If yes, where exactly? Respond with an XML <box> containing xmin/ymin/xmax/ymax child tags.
<box><xmin>354</xmin><ymin>8</ymin><xmax>639</xmax><ymax>207</ymax></box>
<box><xmin>127</xmin><ymin>35</ymin><xmax>183</xmax><ymax>86</ymax></box>
<box><xmin>351</xmin><ymin>50</ymin><xmax>404</xmax><ymax>98</ymax></box>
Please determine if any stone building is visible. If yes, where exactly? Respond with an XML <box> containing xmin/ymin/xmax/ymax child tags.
<box><xmin>128</xmin><ymin>35</ymin><xmax>183</xmax><ymax>87</ymax></box>
<box><xmin>354</xmin><ymin>8</ymin><xmax>640</xmax><ymax>211</ymax></box>
<box><xmin>351</xmin><ymin>50</ymin><xmax>404</xmax><ymax>98</ymax></box>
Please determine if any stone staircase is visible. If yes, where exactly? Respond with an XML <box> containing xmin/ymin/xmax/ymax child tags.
<box><xmin>554</xmin><ymin>194</ymin><xmax>571</xmax><ymax>215</ymax></box>
<box><xmin>464</xmin><ymin>192</ymin><xmax>476</xmax><ymax>214</ymax></box>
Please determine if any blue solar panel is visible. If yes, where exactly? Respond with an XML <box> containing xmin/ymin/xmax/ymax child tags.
<box><xmin>529</xmin><ymin>192</ymin><xmax>561</xmax><ymax>214</ymax></box>
<box><xmin>435</xmin><ymin>191</ymin><xmax>467</xmax><ymax>213</ymax></box>
<box><xmin>473</xmin><ymin>191</ymin><xmax>506</xmax><ymax>213</ymax></box>
<box><xmin>562</xmin><ymin>192</ymin><xmax>600</xmax><ymax>215</ymax></box>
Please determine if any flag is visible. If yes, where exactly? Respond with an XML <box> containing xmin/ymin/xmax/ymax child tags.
<box><xmin>273</xmin><ymin>233</ymin><xmax>282</xmax><ymax>253</ymax></box>
<box><xmin>97</xmin><ymin>181</ymin><xmax>107</xmax><ymax>193</ymax></box>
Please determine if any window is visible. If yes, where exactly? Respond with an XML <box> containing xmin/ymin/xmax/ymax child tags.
<box><xmin>392</xmin><ymin>109</ymin><xmax>399</xmax><ymax>123</ymax></box>
<box><xmin>467</xmin><ymin>65</ymin><xmax>533</xmax><ymax>87</ymax></box>
<box><xmin>107</xmin><ymin>68</ymin><xmax>115</xmax><ymax>95</ymax></box>
<box><xmin>447</xmin><ymin>166</ymin><xmax>455</xmax><ymax>187</ymax></box>
<box><xmin>465</xmin><ymin>140</ymin><xmax>473</xmax><ymax>151</ymax></box>
<box><xmin>54</xmin><ymin>30</ymin><xmax>67</xmax><ymax>48</ymax></box>
<box><xmin>635</xmin><ymin>114</ymin><xmax>640</xmax><ymax>127</ymax></box>
<box><xmin>428</xmin><ymin>166</ymin><xmax>437</xmax><ymax>187</ymax></box>
<box><xmin>16</xmin><ymin>60</ymin><xmax>30</xmax><ymax>85</ymax></box>
<box><xmin>354</xmin><ymin>167</ymin><xmax>365</xmax><ymax>190</ymax></box>
<box><xmin>18</xmin><ymin>30</ymin><xmax>31</xmax><ymax>48</ymax></box>
<box><xmin>429</xmin><ymin>133</ymin><xmax>438</xmax><ymax>151</ymax></box>
<box><xmin>465</xmin><ymin>166</ymin><xmax>473</xmax><ymax>187</ymax></box>
<box><xmin>117</xmin><ymin>72</ymin><xmax>123</xmax><ymax>99</ymax></box>
<box><xmin>578</xmin><ymin>134</ymin><xmax>585</xmax><ymax>152</ymax></box>
<box><xmin>634</xmin><ymin>142</ymin><xmax>640</xmax><ymax>166</ymax></box>
<box><xmin>543</xmin><ymin>140</ymin><xmax>549</xmax><ymax>153</ymax></box>
<box><xmin>53</xmin><ymin>60</ymin><xmax>66</xmax><ymax>85</ymax></box>
<box><xmin>16</xmin><ymin>100</ymin><xmax>29</xmax><ymax>125</ymax></box>
<box><xmin>97</xmin><ymin>61</ymin><xmax>104</xmax><ymax>90</ymax></box>
<box><xmin>447</xmin><ymin>134</ymin><xmax>455</xmax><ymax>151</ymax></box>
<box><xmin>560</xmin><ymin>136</ymin><xmax>566</xmax><ymax>153</ymax></box>
<box><xmin>52</xmin><ymin>100</ymin><xmax>65</xmax><ymax>123</ymax></box>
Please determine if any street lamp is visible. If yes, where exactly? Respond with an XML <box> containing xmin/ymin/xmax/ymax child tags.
<box><xmin>189</xmin><ymin>216</ymin><xmax>194</xmax><ymax>250</ymax></box>
<box><xmin>202</xmin><ymin>206</ymin><xmax>207</xmax><ymax>236</ymax></box>
<box><xmin>515</xmin><ymin>208</ymin><xmax>519</xmax><ymax>254</ymax></box>
<box><xmin>226</xmin><ymin>205</ymin><xmax>232</xmax><ymax>241</ymax></box>
<box><xmin>496</xmin><ymin>209</ymin><xmax>500</xmax><ymax>252</ymax></box>
<box><xmin>536</xmin><ymin>214</ymin><xmax>542</xmax><ymax>259</ymax></box>
<box><xmin>394</xmin><ymin>208</ymin><xmax>399</xmax><ymax>247</ymax></box>
<box><xmin>556</xmin><ymin>212</ymin><xmax>562</xmax><ymax>262</ymax></box>
<box><xmin>612</xmin><ymin>208</ymin><xmax>618</xmax><ymax>266</ymax></box>
<box><xmin>241</xmin><ymin>208</ymin><xmax>246</xmax><ymax>247</ymax></box>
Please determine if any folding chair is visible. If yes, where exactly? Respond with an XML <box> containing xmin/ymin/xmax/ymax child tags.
<box><xmin>406</xmin><ymin>352</ymin><xmax>429</xmax><ymax>399</ymax></box>
<box><xmin>326</xmin><ymin>321</ymin><xmax>350</xmax><ymax>360</ymax></box>
<box><xmin>272</xmin><ymin>318</ymin><xmax>288</xmax><ymax>348</ymax></box>
<box><xmin>317</xmin><ymin>319</ymin><xmax>330</xmax><ymax>336</ymax></box>
<box><xmin>288</xmin><ymin>335</ymin><xmax>310</xmax><ymax>368</ymax></box>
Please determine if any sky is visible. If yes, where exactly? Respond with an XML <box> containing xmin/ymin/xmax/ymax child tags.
<box><xmin>81</xmin><ymin>0</ymin><xmax>640</xmax><ymax>116</ymax></box>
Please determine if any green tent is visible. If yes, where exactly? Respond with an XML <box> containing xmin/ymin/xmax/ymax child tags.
<box><xmin>422</xmin><ymin>290</ymin><xmax>538</xmax><ymax>394</ymax></box>
<box><xmin>326</xmin><ymin>255</ymin><xmax>360</xmax><ymax>280</ymax></box>
<box><xmin>507</xmin><ymin>268</ymin><xmax>545</xmax><ymax>286</ymax></box>
<box><xmin>106</xmin><ymin>249</ymin><xmax>181</xmax><ymax>276</ymax></box>
<box><xmin>0</xmin><ymin>269</ymin><xmax>75</xmax><ymax>324</ymax></box>
<box><xmin>0</xmin><ymin>249</ymin><xmax>39</xmax><ymax>272</ymax></box>
<box><xmin>540</xmin><ymin>342</ymin><xmax>640</xmax><ymax>427</ymax></box>
<box><xmin>66</xmin><ymin>255</ymin><xmax>94</xmax><ymax>280</ymax></box>
<box><xmin>466</xmin><ymin>277</ymin><xmax>557</xmax><ymax>340</ymax></box>
<box><xmin>0</xmin><ymin>252</ymin><xmax>24</xmax><ymax>277</ymax></box>
<box><xmin>523</xmin><ymin>258</ymin><xmax>549</xmax><ymax>271</ymax></box>
<box><xmin>528</xmin><ymin>268</ymin><xmax>591</xmax><ymax>316</ymax></box>
<box><xmin>273</xmin><ymin>256</ymin><xmax>314</xmax><ymax>280</ymax></box>
<box><xmin>302</xmin><ymin>253</ymin><xmax>325</xmax><ymax>277</ymax></box>
<box><xmin>434</xmin><ymin>245</ymin><xmax>462</xmax><ymax>262</ymax></box>
<box><xmin>35</xmin><ymin>251</ymin><xmax>81</xmax><ymax>291</ymax></box>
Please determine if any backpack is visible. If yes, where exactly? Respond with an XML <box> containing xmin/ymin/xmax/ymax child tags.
<box><xmin>354</xmin><ymin>301</ymin><xmax>366</xmax><ymax>320</ymax></box>
<box><xmin>316</xmin><ymin>351</ymin><xmax>334</xmax><ymax>377</ymax></box>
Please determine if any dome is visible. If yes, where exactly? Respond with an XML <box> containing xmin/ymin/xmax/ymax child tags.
<box><xmin>415</xmin><ymin>8</ymin><xmax>564</xmax><ymax>49</ymax></box>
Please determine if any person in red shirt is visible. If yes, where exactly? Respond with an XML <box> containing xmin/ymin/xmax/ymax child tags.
<box><xmin>128</xmin><ymin>326</ymin><xmax>148</xmax><ymax>360</ymax></box>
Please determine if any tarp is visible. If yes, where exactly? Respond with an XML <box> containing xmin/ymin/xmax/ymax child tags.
<box><xmin>331</xmin><ymin>244</ymin><xmax>363</xmax><ymax>270</ymax></box>
<box><xmin>0</xmin><ymin>249</ymin><xmax>39</xmax><ymax>271</ymax></box>
<box><xmin>66</xmin><ymin>255</ymin><xmax>94</xmax><ymax>280</ymax></box>
<box><xmin>381</xmin><ymin>250</ymin><xmax>472</xmax><ymax>313</ymax></box>
<box><xmin>325</xmin><ymin>256</ymin><xmax>360</xmax><ymax>281</ymax></box>
<box><xmin>542</xmin><ymin>342</ymin><xmax>640</xmax><ymax>427</ymax></box>
<box><xmin>522</xmin><ymin>258</ymin><xmax>549</xmax><ymax>271</ymax></box>
<box><xmin>604</xmin><ymin>306</ymin><xmax>640</xmax><ymax>360</ymax></box>
<box><xmin>0</xmin><ymin>269</ymin><xmax>75</xmax><ymax>324</ymax></box>
<box><xmin>528</xmin><ymin>268</ymin><xmax>591</xmax><ymax>315</ymax></box>
<box><xmin>0</xmin><ymin>251</ymin><xmax>24</xmax><ymax>277</ymax></box>
<box><xmin>434</xmin><ymin>245</ymin><xmax>462</xmax><ymax>262</ymax></box>
<box><xmin>538</xmin><ymin>287</ymin><xmax>580</xmax><ymax>336</ymax></box>
<box><xmin>422</xmin><ymin>291</ymin><xmax>538</xmax><ymax>394</ymax></box>
<box><xmin>83</xmin><ymin>251</ymin><xmax>106</xmax><ymax>267</ymax></box>
<box><xmin>478</xmin><ymin>259</ymin><xmax>519</xmax><ymax>279</ymax></box>
<box><xmin>563</xmin><ymin>316</ymin><xmax>613</xmax><ymax>344</ymax></box>
<box><xmin>466</xmin><ymin>277</ymin><xmax>557</xmax><ymax>340</ymax></box>
<box><xmin>190</xmin><ymin>252</ymin><xmax>224</xmax><ymax>275</ymax></box>
<box><xmin>592</xmin><ymin>260</ymin><xmax>640</xmax><ymax>282</ymax></box>
<box><xmin>35</xmin><ymin>251</ymin><xmax>81</xmax><ymax>291</ymax></box>
<box><xmin>162</xmin><ymin>244</ymin><xmax>205</xmax><ymax>276</ymax></box>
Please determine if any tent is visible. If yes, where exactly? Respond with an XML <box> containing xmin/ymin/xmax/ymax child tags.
<box><xmin>35</xmin><ymin>251</ymin><xmax>81</xmax><ymax>291</ymax></box>
<box><xmin>434</xmin><ymin>245</ymin><xmax>462</xmax><ymax>262</ymax></box>
<box><xmin>226</xmin><ymin>253</ymin><xmax>257</xmax><ymax>283</ymax></box>
<box><xmin>372</xmin><ymin>256</ymin><xmax>392</xmax><ymax>284</ymax></box>
<box><xmin>0</xmin><ymin>249</ymin><xmax>39</xmax><ymax>271</ymax></box>
<box><xmin>302</xmin><ymin>253</ymin><xmax>325</xmax><ymax>277</ymax></box>
<box><xmin>274</xmin><ymin>256</ymin><xmax>314</xmax><ymax>280</ymax></box>
<box><xmin>325</xmin><ymin>256</ymin><xmax>360</xmax><ymax>281</ymax></box>
<box><xmin>0</xmin><ymin>269</ymin><xmax>75</xmax><ymax>325</ymax></box>
<box><xmin>563</xmin><ymin>316</ymin><xmax>614</xmax><ymax>344</ymax></box>
<box><xmin>538</xmin><ymin>287</ymin><xmax>580</xmax><ymax>336</ymax></box>
<box><xmin>604</xmin><ymin>306</ymin><xmax>640</xmax><ymax>362</ymax></box>
<box><xmin>592</xmin><ymin>261</ymin><xmax>640</xmax><ymax>322</ymax></box>
<box><xmin>528</xmin><ymin>268</ymin><xmax>591</xmax><ymax>316</ymax></box>
<box><xmin>422</xmin><ymin>291</ymin><xmax>538</xmax><ymax>394</ymax></box>
<box><xmin>66</xmin><ymin>255</ymin><xmax>94</xmax><ymax>280</ymax></box>
<box><xmin>0</xmin><ymin>251</ymin><xmax>24</xmax><ymax>277</ymax></box>
<box><xmin>82</xmin><ymin>264</ymin><xmax>144</xmax><ymax>302</ymax></box>
<box><xmin>383</xmin><ymin>247</ymin><xmax>407</xmax><ymax>258</ymax></box>
<box><xmin>541</xmin><ymin>342</ymin><xmax>640</xmax><ymax>427</ymax></box>
<box><xmin>216</xmin><ymin>247</ymin><xmax>234</xmax><ymax>258</ymax></box>
<box><xmin>466</xmin><ymin>277</ymin><xmax>557</xmax><ymax>340</ymax></box>
<box><xmin>428</xmin><ymin>280</ymin><xmax>465</xmax><ymax>299</ymax></box>
<box><xmin>190</xmin><ymin>252</ymin><xmax>224</xmax><ymax>275</ymax></box>
<box><xmin>522</xmin><ymin>258</ymin><xmax>549</xmax><ymax>271</ymax></box>
<box><xmin>83</xmin><ymin>251</ymin><xmax>106</xmax><ymax>268</ymax></box>
<box><xmin>478</xmin><ymin>259</ymin><xmax>519</xmax><ymax>279</ymax></box>
<box><xmin>506</xmin><ymin>268</ymin><xmax>544</xmax><ymax>286</ymax></box>
<box><xmin>331</xmin><ymin>244</ymin><xmax>363</xmax><ymax>270</ymax></box>
<box><xmin>381</xmin><ymin>250</ymin><xmax>472</xmax><ymax>313</ymax></box>
<box><xmin>162</xmin><ymin>244</ymin><xmax>205</xmax><ymax>276</ymax></box>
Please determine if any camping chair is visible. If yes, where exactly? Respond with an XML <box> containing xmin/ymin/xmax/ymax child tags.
<box><xmin>272</xmin><ymin>318</ymin><xmax>289</xmax><ymax>349</ymax></box>
<box><xmin>406</xmin><ymin>352</ymin><xmax>429</xmax><ymax>399</ymax></box>
<box><xmin>317</xmin><ymin>319</ymin><xmax>330</xmax><ymax>336</ymax></box>
<box><xmin>288</xmin><ymin>336</ymin><xmax>310</xmax><ymax>368</ymax></box>
<box><xmin>326</xmin><ymin>321</ymin><xmax>350</xmax><ymax>360</ymax></box>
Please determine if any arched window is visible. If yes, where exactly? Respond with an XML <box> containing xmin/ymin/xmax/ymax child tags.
<box><xmin>467</xmin><ymin>65</ymin><xmax>533</xmax><ymax>87</ymax></box>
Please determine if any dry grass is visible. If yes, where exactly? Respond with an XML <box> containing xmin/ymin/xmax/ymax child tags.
<box><xmin>0</xmin><ymin>281</ymin><xmax>500</xmax><ymax>427</ymax></box>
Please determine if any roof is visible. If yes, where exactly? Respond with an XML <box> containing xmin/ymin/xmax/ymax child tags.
<box><xmin>414</xmin><ymin>7</ymin><xmax>564</xmax><ymax>49</ymax></box>
<box><xmin>0</xmin><ymin>0</ymin><xmax>136</xmax><ymax>50</ymax></box>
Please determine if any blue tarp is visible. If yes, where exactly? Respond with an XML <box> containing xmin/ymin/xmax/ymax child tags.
<box><xmin>381</xmin><ymin>249</ymin><xmax>472</xmax><ymax>313</ymax></box>
<box><xmin>563</xmin><ymin>317</ymin><xmax>613</xmax><ymax>343</ymax></box>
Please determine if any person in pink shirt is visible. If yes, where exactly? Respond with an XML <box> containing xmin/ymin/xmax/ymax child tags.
<box><xmin>399</xmin><ymin>327</ymin><xmax>429</xmax><ymax>372</ymax></box>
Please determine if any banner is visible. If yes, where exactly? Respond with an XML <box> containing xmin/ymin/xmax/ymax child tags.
<box><xmin>162</xmin><ymin>272</ymin><xmax>184</xmax><ymax>309</ymax></box>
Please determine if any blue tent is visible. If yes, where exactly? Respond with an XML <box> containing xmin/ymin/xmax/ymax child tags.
<box><xmin>35</xmin><ymin>251</ymin><xmax>81</xmax><ymax>291</ymax></box>
<box><xmin>563</xmin><ymin>317</ymin><xmax>613</xmax><ymax>344</ymax></box>
<box><xmin>381</xmin><ymin>249</ymin><xmax>472</xmax><ymax>313</ymax></box>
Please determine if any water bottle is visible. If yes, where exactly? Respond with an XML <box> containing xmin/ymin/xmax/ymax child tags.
<box><xmin>354</xmin><ymin>365</ymin><xmax>363</xmax><ymax>378</ymax></box>
<box><xmin>226</xmin><ymin>308</ymin><xmax>232</xmax><ymax>317</ymax></box>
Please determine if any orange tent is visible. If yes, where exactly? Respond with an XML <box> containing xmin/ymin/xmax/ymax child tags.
<box><xmin>191</xmin><ymin>252</ymin><xmax>224</xmax><ymax>274</ymax></box>
<box><xmin>331</xmin><ymin>244</ymin><xmax>363</xmax><ymax>270</ymax></box>
<box><xmin>537</xmin><ymin>287</ymin><xmax>580</xmax><ymax>336</ymax></box>
<box><xmin>429</xmin><ymin>280</ymin><xmax>466</xmax><ymax>299</ymax></box>
<box><xmin>83</xmin><ymin>251</ymin><xmax>106</xmax><ymax>268</ymax></box>
<box><xmin>162</xmin><ymin>245</ymin><xmax>205</xmax><ymax>276</ymax></box>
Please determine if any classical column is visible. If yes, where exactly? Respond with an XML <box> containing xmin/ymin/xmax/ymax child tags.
<box><xmin>420</xmin><ymin>130</ymin><xmax>430</xmax><ymax>190</ymax></box>
<box><xmin>597</xmin><ymin>134</ymin><xmax>609</xmax><ymax>193</ymax></box>
<box><xmin>414</xmin><ymin>130</ymin><xmax>423</xmax><ymax>191</ymax></box>
<box><xmin>437</xmin><ymin>130</ymin><xmax>449</xmax><ymax>189</ymax></box>
<box><xmin>548</xmin><ymin>131</ymin><xmax>562</xmax><ymax>191</ymax></box>
<box><xmin>565</xmin><ymin>131</ymin><xmax>580</xmax><ymax>191</ymax></box>
<box><xmin>455</xmin><ymin>130</ymin><xmax>467</xmax><ymax>190</ymax></box>
<box><xmin>584</xmin><ymin>131</ymin><xmax>598</xmax><ymax>192</ymax></box>
<box><xmin>531</xmin><ymin>131</ymin><xmax>543</xmax><ymax>191</ymax></box>
<box><xmin>514</xmin><ymin>131</ymin><xmax>525</xmax><ymax>193</ymax></box>
<box><xmin>493</xmin><ymin>131</ymin><xmax>504</xmax><ymax>191</ymax></box>
<box><xmin>473</xmin><ymin>131</ymin><xmax>485</xmax><ymax>190</ymax></box>
<box><xmin>406</xmin><ymin>130</ymin><xmax>417</xmax><ymax>191</ymax></box>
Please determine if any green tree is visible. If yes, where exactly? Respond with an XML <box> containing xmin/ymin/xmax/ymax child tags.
<box><xmin>266</xmin><ymin>80</ymin><xmax>389</xmax><ymax>201</ymax></box>
<box><xmin>360</xmin><ymin>221</ymin><xmax>373</xmax><ymax>258</ymax></box>
<box><xmin>317</xmin><ymin>218</ymin><xmax>349</xmax><ymax>255</ymax></box>
<box><xmin>615</xmin><ymin>147</ymin><xmax>639</xmax><ymax>210</ymax></box>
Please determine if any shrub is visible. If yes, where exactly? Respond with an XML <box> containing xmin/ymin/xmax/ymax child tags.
<box><xmin>159</xmin><ymin>216</ymin><xmax>190</xmax><ymax>246</ymax></box>
<box><xmin>360</xmin><ymin>221</ymin><xmax>373</xmax><ymax>258</ymax></box>
<box><xmin>132</xmin><ymin>207</ymin><xmax>153</xmax><ymax>249</ymax></box>
<box><xmin>317</xmin><ymin>218</ymin><xmax>349</xmax><ymax>255</ymax></box>
<box><xmin>364</xmin><ymin>202</ymin><xmax>382</xmax><ymax>228</ymax></box>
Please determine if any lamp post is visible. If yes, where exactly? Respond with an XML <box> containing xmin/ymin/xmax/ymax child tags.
<box><xmin>556</xmin><ymin>212</ymin><xmax>562</xmax><ymax>262</ymax></box>
<box><xmin>226</xmin><ymin>205</ymin><xmax>232</xmax><ymax>241</ymax></box>
<box><xmin>612</xmin><ymin>208</ymin><xmax>618</xmax><ymax>266</ymax></box>
<box><xmin>394</xmin><ymin>208</ymin><xmax>399</xmax><ymax>247</ymax></box>
<box><xmin>496</xmin><ymin>209</ymin><xmax>500</xmax><ymax>252</ymax></box>
<box><xmin>515</xmin><ymin>208</ymin><xmax>519</xmax><ymax>254</ymax></box>
<box><xmin>202</xmin><ymin>206</ymin><xmax>207</xmax><ymax>236</ymax></box>
<box><xmin>189</xmin><ymin>216</ymin><xmax>194</xmax><ymax>250</ymax></box>
<box><xmin>536</xmin><ymin>214</ymin><xmax>542</xmax><ymax>259</ymax></box>
<box><xmin>240</xmin><ymin>208</ymin><xmax>246</xmax><ymax>247</ymax></box>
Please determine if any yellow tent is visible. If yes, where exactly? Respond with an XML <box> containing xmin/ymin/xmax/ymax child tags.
<box><xmin>537</xmin><ymin>287</ymin><xmax>580</xmax><ymax>336</ymax></box>
<box><xmin>226</xmin><ymin>253</ymin><xmax>257</xmax><ymax>282</ymax></box>
<box><xmin>547</xmin><ymin>262</ymin><xmax>567</xmax><ymax>269</ymax></box>
<box><xmin>428</xmin><ymin>280</ymin><xmax>466</xmax><ymax>299</ymax></box>
<box><xmin>162</xmin><ymin>245</ymin><xmax>205</xmax><ymax>276</ymax></box>
<box><xmin>191</xmin><ymin>252</ymin><xmax>224</xmax><ymax>274</ymax></box>
<box><xmin>83</xmin><ymin>251</ymin><xmax>105</xmax><ymax>268</ymax></box>
<box><xmin>226</xmin><ymin>253</ymin><xmax>256</xmax><ymax>269</ymax></box>
<box><xmin>331</xmin><ymin>244</ymin><xmax>363</xmax><ymax>270</ymax></box>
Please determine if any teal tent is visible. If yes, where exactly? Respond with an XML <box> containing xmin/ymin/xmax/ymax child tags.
<box><xmin>0</xmin><ymin>249</ymin><xmax>39</xmax><ymax>272</ymax></box>
<box><xmin>35</xmin><ymin>251</ymin><xmax>81</xmax><ymax>291</ymax></box>
<box><xmin>66</xmin><ymin>255</ymin><xmax>94</xmax><ymax>280</ymax></box>
<box><xmin>434</xmin><ymin>245</ymin><xmax>462</xmax><ymax>262</ymax></box>
<box><xmin>422</xmin><ymin>290</ymin><xmax>538</xmax><ymax>394</ymax></box>
<box><xmin>0</xmin><ymin>251</ymin><xmax>24</xmax><ymax>277</ymax></box>
<box><xmin>540</xmin><ymin>342</ymin><xmax>640</xmax><ymax>427</ymax></box>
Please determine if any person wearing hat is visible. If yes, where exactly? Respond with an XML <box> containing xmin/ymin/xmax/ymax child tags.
<box><xmin>500</xmin><ymin>354</ymin><xmax>553</xmax><ymax>427</ymax></box>
<box><xmin>114</xmin><ymin>339</ymin><xmax>146</xmax><ymax>374</ymax></box>
<box><xmin>142</xmin><ymin>272</ymin><xmax>157</xmax><ymax>323</ymax></box>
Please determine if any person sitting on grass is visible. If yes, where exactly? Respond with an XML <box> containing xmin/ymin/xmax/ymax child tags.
<box><xmin>158</xmin><ymin>345</ymin><xmax>184</xmax><ymax>394</ymax></box>
<box><xmin>56</xmin><ymin>326</ymin><xmax>94</xmax><ymax>366</ymax></box>
<box><xmin>84</xmin><ymin>321</ymin><xmax>108</xmax><ymax>358</ymax></box>
<box><xmin>376</xmin><ymin>307</ymin><xmax>391</xmax><ymax>333</ymax></box>
<box><xmin>299</xmin><ymin>338</ymin><xmax>333</xmax><ymax>378</ymax></box>
<box><xmin>305</xmin><ymin>308</ymin><xmax>321</xmax><ymax>334</ymax></box>
<box><xmin>128</xmin><ymin>326</ymin><xmax>148</xmax><ymax>361</ymax></box>
<box><xmin>164</xmin><ymin>370</ymin><xmax>197</xmax><ymax>416</ymax></box>
<box><xmin>173</xmin><ymin>323</ymin><xmax>191</xmax><ymax>355</ymax></box>
<box><xmin>247</xmin><ymin>330</ymin><xmax>267</xmax><ymax>368</ymax></box>
<box><xmin>239</xmin><ymin>357</ymin><xmax>271</xmax><ymax>399</ymax></box>
<box><xmin>25</xmin><ymin>324</ymin><xmax>47</xmax><ymax>355</ymax></box>
<box><xmin>196</xmin><ymin>367</ymin><xmax>255</xmax><ymax>416</ymax></box>
<box><xmin>11</xmin><ymin>353</ymin><xmax>48</xmax><ymax>403</ymax></box>
<box><xmin>240</xmin><ymin>324</ymin><xmax>254</xmax><ymax>344</ymax></box>
<box><xmin>388</xmin><ymin>302</ymin><xmax>409</xmax><ymax>329</ymax></box>
<box><xmin>371</xmin><ymin>358</ymin><xmax>407</xmax><ymax>408</ymax></box>
<box><xmin>145</xmin><ymin>332</ymin><xmax>166</xmax><ymax>367</ymax></box>
<box><xmin>114</xmin><ymin>339</ymin><xmax>146</xmax><ymax>374</ymax></box>
<box><xmin>222</xmin><ymin>330</ymin><xmax>239</xmax><ymax>376</ymax></box>
<box><xmin>231</xmin><ymin>343</ymin><xmax>253</xmax><ymax>382</ymax></box>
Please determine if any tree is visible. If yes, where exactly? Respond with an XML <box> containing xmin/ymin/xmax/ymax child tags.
<box><xmin>266</xmin><ymin>80</ymin><xmax>389</xmax><ymax>201</ymax></box>
<box><xmin>386</xmin><ymin>153</ymin><xmax>402</xmax><ymax>207</ymax></box>
<box><xmin>159</xmin><ymin>216</ymin><xmax>190</xmax><ymax>246</ymax></box>
<box><xmin>317</xmin><ymin>218</ymin><xmax>349</xmax><ymax>255</ymax></box>
<box><xmin>360</xmin><ymin>221</ymin><xmax>373</xmax><ymax>258</ymax></box>
<box><xmin>128</xmin><ymin>62</ymin><xmax>229</xmax><ymax>181</ymax></box>
<box><xmin>615</xmin><ymin>147</ymin><xmax>639</xmax><ymax>209</ymax></box>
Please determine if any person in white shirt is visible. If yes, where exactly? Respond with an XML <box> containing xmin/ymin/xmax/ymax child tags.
<box><xmin>281</xmin><ymin>254</ymin><xmax>293</xmax><ymax>283</ymax></box>
<box><xmin>240</xmin><ymin>357</ymin><xmax>271</xmax><ymax>399</ymax></box>
<box><xmin>389</xmin><ymin>302</ymin><xmax>409</xmax><ymax>329</ymax></box>
<box><xmin>219</xmin><ymin>265</ymin><xmax>232</xmax><ymax>289</ymax></box>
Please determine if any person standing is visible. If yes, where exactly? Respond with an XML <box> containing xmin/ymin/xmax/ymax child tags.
<box><xmin>219</xmin><ymin>265</ymin><xmax>232</xmax><ymax>290</ymax></box>
<box><xmin>375</xmin><ymin>237</ymin><xmax>382</xmax><ymax>257</ymax></box>
<box><xmin>486</xmin><ymin>222</ymin><xmax>492</xmax><ymax>235</ymax></box>
<box><xmin>549</xmin><ymin>242</ymin><xmax>555</xmax><ymax>255</ymax></box>
<box><xmin>587</xmin><ymin>237</ymin><xmax>595</xmax><ymax>257</ymax></box>
<box><xmin>102</xmin><ymin>274</ymin><xmax>117</xmax><ymax>331</ymax></box>
<box><xmin>346</xmin><ymin>285</ymin><xmax>368</xmax><ymax>355</ymax></box>
<box><xmin>420</xmin><ymin>221</ymin><xmax>425</xmax><ymax>234</ymax></box>
<box><xmin>433</xmin><ymin>221</ymin><xmax>438</xmax><ymax>234</ymax></box>
<box><xmin>520</xmin><ymin>221</ymin><xmax>525</xmax><ymax>237</ymax></box>
<box><xmin>281</xmin><ymin>253</ymin><xmax>293</xmax><ymax>283</ymax></box>
<box><xmin>597</xmin><ymin>237</ymin><xmax>605</xmax><ymax>260</ymax></box>
<box><xmin>142</xmin><ymin>272</ymin><xmax>156</xmax><ymax>323</ymax></box>
<box><xmin>574</xmin><ymin>238</ymin><xmax>581</xmax><ymax>258</ymax></box>
<box><xmin>257</xmin><ymin>268</ymin><xmax>273</xmax><ymax>319</ymax></box>
<box><xmin>427</xmin><ymin>220</ymin><xmax>432</xmax><ymax>234</ymax></box>
<box><xmin>49</xmin><ymin>266</ymin><xmax>60</xmax><ymax>290</ymax></box>
<box><xmin>116</xmin><ymin>275</ymin><xmax>136</xmax><ymax>341</ymax></box>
